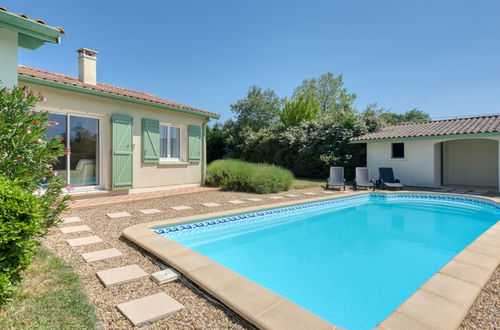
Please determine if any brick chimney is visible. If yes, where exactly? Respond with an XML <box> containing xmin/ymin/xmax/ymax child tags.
<box><xmin>77</xmin><ymin>48</ymin><xmax>98</xmax><ymax>85</ymax></box>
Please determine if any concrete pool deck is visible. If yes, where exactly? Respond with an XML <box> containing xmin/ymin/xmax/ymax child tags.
<box><xmin>123</xmin><ymin>191</ymin><xmax>500</xmax><ymax>330</ymax></box>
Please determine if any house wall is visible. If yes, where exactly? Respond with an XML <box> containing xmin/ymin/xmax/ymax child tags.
<box><xmin>442</xmin><ymin>139</ymin><xmax>498</xmax><ymax>188</ymax></box>
<box><xmin>366</xmin><ymin>140</ymin><xmax>440</xmax><ymax>187</ymax></box>
<box><xmin>22</xmin><ymin>83</ymin><xmax>208</xmax><ymax>190</ymax></box>
<box><xmin>366</xmin><ymin>136</ymin><xmax>500</xmax><ymax>190</ymax></box>
<box><xmin>0</xmin><ymin>28</ymin><xmax>18</xmax><ymax>88</ymax></box>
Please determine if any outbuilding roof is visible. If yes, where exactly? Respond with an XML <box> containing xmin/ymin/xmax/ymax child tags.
<box><xmin>18</xmin><ymin>65</ymin><xmax>219</xmax><ymax>119</ymax></box>
<box><xmin>351</xmin><ymin>115</ymin><xmax>500</xmax><ymax>142</ymax></box>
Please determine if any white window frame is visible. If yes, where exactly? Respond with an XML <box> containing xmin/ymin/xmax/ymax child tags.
<box><xmin>160</xmin><ymin>124</ymin><xmax>181</xmax><ymax>162</ymax></box>
<box><xmin>44</xmin><ymin>109</ymin><xmax>103</xmax><ymax>191</ymax></box>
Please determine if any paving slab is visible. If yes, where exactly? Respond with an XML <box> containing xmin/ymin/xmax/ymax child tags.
<box><xmin>60</xmin><ymin>225</ymin><xmax>91</xmax><ymax>234</ymax></box>
<box><xmin>303</xmin><ymin>192</ymin><xmax>318</xmax><ymax>195</ymax></box>
<box><xmin>139</xmin><ymin>209</ymin><xmax>162</xmax><ymax>215</ymax></box>
<box><xmin>268</xmin><ymin>196</ymin><xmax>284</xmax><ymax>199</ymax></box>
<box><xmin>227</xmin><ymin>200</ymin><xmax>245</xmax><ymax>204</ymax></box>
<box><xmin>247</xmin><ymin>198</ymin><xmax>263</xmax><ymax>202</ymax></box>
<box><xmin>201</xmin><ymin>202</ymin><xmax>220</xmax><ymax>207</ymax></box>
<box><xmin>116</xmin><ymin>292</ymin><xmax>184</xmax><ymax>327</ymax></box>
<box><xmin>61</xmin><ymin>216</ymin><xmax>81</xmax><ymax>224</ymax></box>
<box><xmin>81</xmin><ymin>248</ymin><xmax>123</xmax><ymax>263</ymax></box>
<box><xmin>171</xmin><ymin>205</ymin><xmax>192</xmax><ymax>211</ymax></box>
<box><xmin>284</xmin><ymin>194</ymin><xmax>299</xmax><ymax>197</ymax></box>
<box><xmin>106</xmin><ymin>212</ymin><xmax>131</xmax><ymax>219</ymax></box>
<box><xmin>322</xmin><ymin>191</ymin><xmax>335</xmax><ymax>194</ymax></box>
<box><xmin>151</xmin><ymin>268</ymin><xmax>179</xmax><ymax>284</ymax></box>
<box><xmin>97</xmin><ymin>264</ymin><xmax>148</xmax><ymax>287</ymax></box>
<box><xmin>67</xmin><ymin>235</ymin><xmax>103</xmax><ymax>247</ymax></box>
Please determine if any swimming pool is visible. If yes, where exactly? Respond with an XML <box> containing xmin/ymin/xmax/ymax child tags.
<box><xmin>153</xmin><ymin>193</ymin><xmax>499</xmax><ymax>329</ymax></box>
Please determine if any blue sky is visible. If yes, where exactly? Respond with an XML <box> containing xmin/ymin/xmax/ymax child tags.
<box><xmin>6</xmin><ymin>0</ymin><xmax>500</xmax><ymax>122</ymax></box>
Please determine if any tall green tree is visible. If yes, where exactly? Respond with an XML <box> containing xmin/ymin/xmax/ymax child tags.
<box><xmin>380</xmin><ymin>108</ymin><xmax>431</xmax><ymax>125</ymax></box>
<box><xmin>279</xmin><ymin>89</ymin><xmax>320</xmax><ymax>127</ymax></box>
<box><xmin>293</xmin><ymin>73</ymin><xmax>357</xmax><ymax>119</ymax></box>
<box><xmin>230</xmin><ymin>85</ymin><xmax>280</xmax><ymax>131</ymax></box>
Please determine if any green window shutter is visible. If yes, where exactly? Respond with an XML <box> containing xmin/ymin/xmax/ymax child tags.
<box><xmin>112</xmin><ymin>114</ymin><xmax>133</xmax><ymax>190</ymax></box>
<box><xmin>188</xmin><ymin>124</ymin><xmax>201</xmax><ymax>162</ymax></box>
<box><xmin>141</xmin><ymin>118</ymin><xmax>160</xmax><ymax>163</ymax></box>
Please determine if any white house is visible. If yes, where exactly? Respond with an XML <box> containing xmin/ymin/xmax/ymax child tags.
<box><xmin>351</xmin><ymin>115</ymin><xmax>500</xmax><ymax>191</ymax></box>
<box><xmin>0</xmin><ymin>8</ymin><xmax>219</xmax><ymax>195</ymax></box>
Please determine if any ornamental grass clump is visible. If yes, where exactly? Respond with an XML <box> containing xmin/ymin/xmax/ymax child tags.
<box><xmin>0</xmin><ymin>86</ymin><xmax>69</xmax><ymax>304</ymax></box>
<box><xmin>205</xmin><ymin>159</ymin><xmax>294</xmax><ymax>194</ymax></box>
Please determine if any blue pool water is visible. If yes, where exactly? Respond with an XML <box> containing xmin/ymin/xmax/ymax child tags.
<box><xmin>154</xmin><ymin>194</ymin><xmax>499</xmax><ymax>329</ymax></box>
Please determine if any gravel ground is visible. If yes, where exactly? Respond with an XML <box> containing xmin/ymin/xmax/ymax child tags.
<box><xmin>41</xmin><ymin>187</ymin><xmax>340</xmax><ymax>329</ymax></box>
<box><xmin>40</xmin><ymin>187</ymin><xmax>499</xmax><ymax>329</ymax></box>
<box><xmin>460</xmin><ymin>265</ymin><xmax>499</xmax><ymax>329</ymax></box>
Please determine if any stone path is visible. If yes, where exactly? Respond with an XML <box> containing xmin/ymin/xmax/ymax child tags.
<box><xmin>171</xmin><ymin>205</ymin><xmax>192</xmax><ymax>211</ymax></box>
<box><xmin>201</xmin><ymin>202</ymin><xmax>220</xmax><ymax>207</ymax></box>
<box><xmin>62</xmin><ymin>216</ymin><xmax>81</xmax><ymax>224</ymax></box>
<box><xmin>116</xmin><ymin>293</ymin><xmax>185</xmax><ymax>327</ymax></box>
<box><xmin>97</xmin><ymin>265</ymin><xmax>149</xmax><ymax>287</ymax></box>
<box><xmin>60</xmin><ymin>225</ymin><xmax>91</xmax><ymax>234</ymax></box>
<box><xmin>139</xmin><ymin>209</ymin><xmax>162</xmax><ymax>214</ymax></box>
<box><xmin>106</xmin><ymin>211</ymin><xmax>131</xmax><ymax>219</ymax></box>
<box><xmin>81</xmin><ymin>248</ymin><xmax>123</xmax><ymax>263</ymax></box>
<box><xmin>58</xmin><ymin>213</ymin><xmax>186</xmax><ymax>327</ymax></box>
<box><xmin>67</xmin><ymin>235</ymin><xmax>103</xmax><ymax>247</ymax></box>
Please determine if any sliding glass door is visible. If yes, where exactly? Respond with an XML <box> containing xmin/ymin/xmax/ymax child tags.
<box><xmin>46</xmin><ymin>113</ymin><xmax>99</xmax><ymax>187</ymax></box>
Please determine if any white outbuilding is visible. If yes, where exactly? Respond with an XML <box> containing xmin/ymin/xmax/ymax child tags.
<box><xmin>350</xmin><ymin>115</ymin><xmax>500</xmax><ymax>192</ymax></box>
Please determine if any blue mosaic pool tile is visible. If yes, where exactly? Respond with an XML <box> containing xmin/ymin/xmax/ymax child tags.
<box><xmin>152</xmin><ymin>193</ymin><xmax>500</xmax><ymax>236</ymax></box>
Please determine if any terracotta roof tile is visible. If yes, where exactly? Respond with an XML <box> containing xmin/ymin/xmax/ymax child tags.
<box><xmin>18</xmin><ymin>65</ymin><xmax>219</xmax><ymax>118</ymax></box>
<box><xmin>0</xmin><ymin>7</ymin><xmax>65</xmax><ymax>34</ymax></box>
<box><xmin>351</xmin><ymin>115</ymin><xmax>500</xmax><ymax>141</ymax></box>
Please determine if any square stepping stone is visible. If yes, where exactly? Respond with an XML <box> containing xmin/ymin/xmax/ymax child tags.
<box><xmin>171</xmin><ymin>205</ymin><xmax>192</xmax><ymax>211</ymax></box>
<box><xmin>284</xmin><ymin>194</ymin><xmax>299</xmax><ymax>197</ymax></box>
<box><xmin>247</xmin><ymin>198</ymin><xmax>263</xmax><ymax>202</ymax></box>
<box><xmin>269</xmin><ymin>196</ymin><xmax>284</xmax><ymax>199</ymax></box>
<box><xmin>61</xmin><ymin>216</ymin><xmax>81</xmax><ymax>224</ymax></box>
<box><xmin>151</xmin><ymin>268</ymin><xmax>179</xmax><ymax>284</ymax></box>
<box><xmin>60</xmin><ymin>225</ymin><xmax>91</xmax><ymax>234</ymax></box>
<box><xmin>117</xmin><ymin>292</ymin><xmax>184</xmax><ymax>327</ymax></box>
<box><xmin>139</xmin><ymin>209</ymin><xmax>162</xmax><ymax>215</ymax></box>
<box><xmin>81</xmin><ymin>248</ymin><xmax>123</xmax><ymax>263</ymax></box>
<box><xmin>201</xmin><ymin>202</ymin><xmax>220</xmax><ymax>207</ymax></box>
<box><xmin>303</xmin><ymin>192</ymin><xmax>318</xmax><ymax>195</ymax></box>
<box><xmin>67</xmin><ymin>235</ymin><xmax>102</xmax><ymax>247</ymax></box>
<box><xmin>106</xmin><ymin>212</ymin><xmax>131</xmax><ymax>219</ymax></box>
<box><xmin>97</xmin><ymin>264</ymin><xmax>148</xmax><ymax>288</ymax></box>
<box><xmin>227</xmin><ymin>200</ymin><xmax>244</xmax><ymax>204</ymax></box>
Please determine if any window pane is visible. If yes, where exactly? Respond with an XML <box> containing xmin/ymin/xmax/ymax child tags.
<box><xmin>170</xmin><ymin>127</ymin><xmax>180</xmax><ymax>158</ymax></box>
<box><xmin>392</xmin><ymin>143</ymin><xmax>404</xmax><ymax>158</ymax></box>
<box><xmin>160</xmin><ymin>126</ymin><xmax>168</xmax><ymax>158</ymax></box>
<box><xmin>69</xmin><ymin>116</ymin><xmax>98</xmax><ymax>186</ymax></box>
<box><xmin>45</xmin><ymin>113</ymin><xmax>67</xmax><ymax>181</ymax></box>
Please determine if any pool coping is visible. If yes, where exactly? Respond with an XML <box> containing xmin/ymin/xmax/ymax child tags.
<box><xmin>122</xmin><ymin>191</ymin><xmax>500</xmax><ymax>330</ymax></box>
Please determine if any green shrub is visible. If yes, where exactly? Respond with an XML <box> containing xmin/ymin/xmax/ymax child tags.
<box><xmin>0</xmin><ymin>86</ymin><xmax>69</xmax><ymax>229</ymax></box>
<box><xmin>0</xmin><ymin>175</ymin><xmax>44</xmax><ymax>305</ymax></box>
<box><xmin>0</xmin><ymin>86</ymin><xmax>69</xmax><ymax>305</ymax></box>
<box><xmin>205</xmin><ymin>159</ymin><xmax>294</xmax><ymax>194</ymax></box>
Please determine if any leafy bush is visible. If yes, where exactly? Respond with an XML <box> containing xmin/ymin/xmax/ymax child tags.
<box><xmin>0</xmin><ymin>86</ymin><xmax>69</xmax><ymax>228</ymax></box>
<box><xmin>0</xmin><ymin>86</ymin><xmax>69</xmax><ymax>304</ymax></box>
<box><xmin>0</xmin><ymin>175</ymin><xmax>44</xmax><ymax>304</ymax></box>
<box><xmin>205</xmin><ymin>159</ymin><xmax>294</xmax><ymax>194</ymax></box>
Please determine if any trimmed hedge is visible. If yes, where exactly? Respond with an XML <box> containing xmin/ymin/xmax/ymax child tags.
<box><xmin>205</xmin><ymin>159</ymin><xmax>294</xmax><ymax>194</ymax></box>
<box><xmin>0</xmin><ymin>175</ymin><xmax>44</xmax><ymax>304</ymax></box>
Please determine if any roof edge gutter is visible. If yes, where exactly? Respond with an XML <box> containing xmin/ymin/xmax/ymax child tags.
<box><xmin>19</xmin><ymin>74</ymin><xmax>220</xmax><ymax>119</ymax></box>
<box><xmin>349</xmin><ymin>132</ymin><xmax>500</xmax><ymax>144</ymax></box>
<box><xmin>0</xmin><ymin>11</ymin><xmax>61</xmax><ymax>45</ymax></box>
